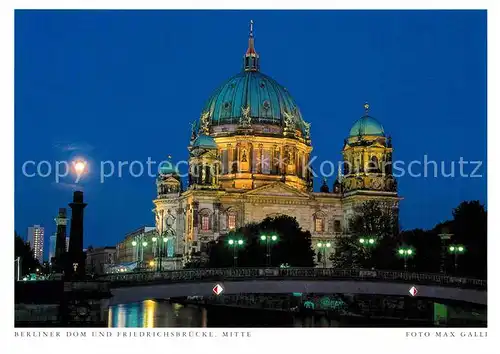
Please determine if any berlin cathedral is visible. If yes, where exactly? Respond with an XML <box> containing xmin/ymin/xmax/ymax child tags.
<box><xmin>153</xmin><ymin>22</ymin><xmax>400</xmax><ymax>268</ymax></box>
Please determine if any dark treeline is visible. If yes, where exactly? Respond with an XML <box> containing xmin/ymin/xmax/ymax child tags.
<box><xmin>187</xmin><ymin>200</ymin><xmax>486</xmax><ymax>280</ymax></box>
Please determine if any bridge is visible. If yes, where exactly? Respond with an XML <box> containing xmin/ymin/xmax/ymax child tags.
<box><xmin>99</xmin><ymin>268</ymin><xmax>487</xmax><ymax>307</ymax></box>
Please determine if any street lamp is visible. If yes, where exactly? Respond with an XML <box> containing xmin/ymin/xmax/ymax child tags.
<box><xmin>260</xmin><ymin>234</ymin><xmax>279</xmax><ymax>267</ymax></box>
<box><xmin>316</xmin><ymin>242</ymin><xmax>332</xmax><ymax>268</ymax></box>
<box><xmin>152</xmin><ymin>237</ymin><xmax>158</xmax><ymax>260</ymax></box>
<box><xmin>131</xmin><ymin>240</ymin><xmax>138</xmax><ymax>263</ymax></box>
<box><xmin>141</xmin><ymin>241</ymin><xmax>148</xmax><ymax>266</ymax></box>
<box><xmin>359</xmin><ymin>237</ymin><xmax>376</xmax><ymax>246</ymax></box>
<box><xmin>448</xmin><ymin>244</ymin><xmax>466</xmax><ymax>272</ymax></box>
<box><xmin>228</xmin><ymin>238</ymin><xmax>244</xmax><ymax>267</ymax></box>
<box><xmin>397</xmin><ymin>247</ymin><xmax>415</xmax><ymax>271</ymax></box>
<box><xmin>359</xmin><ymin>237</ymin><xmax>377</xmax><ymax>268</ymax></box>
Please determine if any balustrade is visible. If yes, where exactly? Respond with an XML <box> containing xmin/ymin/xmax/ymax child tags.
<box><xmin>99</xmin><ymin>267</ymin><xmax>486</xmax><ymax>289</ymax></box>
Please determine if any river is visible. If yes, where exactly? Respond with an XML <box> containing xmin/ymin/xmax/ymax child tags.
<box><xmin>108</xmin><ymin>299</ymin><xmax>477</xmax><ymax>327</ymax></box>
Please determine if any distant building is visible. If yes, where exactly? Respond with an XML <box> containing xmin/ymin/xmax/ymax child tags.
<box><xmin>116</xmin><ymin>226</ymin><xmax>156</xmax><ymax>265</ymax></box>
<box><xmin>85</xmin><ymin>246</ymin><xmax>117</xmax><ymax>275</ymax></box>
<box><xmin>48</xmin><ymin>234</ymin><xmax>56</xmax><ymax>263</ymax></box>
<box><xmin>66</xmin><ymin>237</ymin><xmax>69</xmax><ymax>252</ymax></box>
<box><xmin>27</xmin><ymin>225</ymin><xmax>44</xmax><ymax>263</ymax></box>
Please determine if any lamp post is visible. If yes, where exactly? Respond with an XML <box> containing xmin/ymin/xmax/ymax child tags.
<box><xmin>260</xmin><ymin>234</ymin><xmax>278</xmax><ymax>267</ymax></box>
<box><xmin>141</xmin><ymin>241</ymin><xmax>148</xmax><ymax>268</ymax></box>
<box><xmin>316</xmin><ymin>242</ymin><xmax>331</xmax><ymax>268</ymax></box>
<box><xmin>448</xmin><ymin>244</ymin><xmax>466</xmax><ymax>273</ymax></box>
<box><xmin>359</xmin><ymin>237</ymin><xmax>376</xmax><ymax>269</ymax></box>
<box><xmin>131</xmin><ymin>240</ymin><xmax>138</xmax><ymax>263</ymax></box>
<box><xmin>397</xmin><ymin>247</ymin><xmax>415</xmax><ymax>271</ymax></box>
<box><xmin>152</xmin><ymin>236</ymin><xmax>159</xmax><ymax>271</ymax></box>
<box><xmin>228</xmin><ymin>238</ymin><xmax>244</xmax><ymax>267</ymax></box>
<box><xmin>162</xmin><ymin>236</ymin><xmax>168</xmax><ymax>271</ymax></box>
<box><xmin>438</xmin><ymin>233</ymin><xmax>452</xmax><ymax>273</ymax></box>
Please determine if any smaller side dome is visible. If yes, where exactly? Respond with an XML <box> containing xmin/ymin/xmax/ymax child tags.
<box><xmin>349</xmin><ymin>103</ymin><xmax>385</xmax><ymax>137</ymax></box>
<box><xmin>159</xmin><ymin>157</ymin><xmax>179</xmax><ymax>176</ymax></box>
<box><xmin>349</xmin><ymin>116</ymin><xmax>385</xmax><ymax>137</ymax></box>
<box><xmin>193</xmin><ymin>134</ymin><xmax>217</xmax><ymax>149</ymax></box>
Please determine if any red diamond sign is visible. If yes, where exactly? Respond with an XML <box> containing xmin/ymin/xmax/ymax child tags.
<box><xmin>212</xmin><ymin>284</ymin><xmax>224</xmax><ymax>296</ymax></box>
<box><xmin>409</xmin><ymin>286</ymin><xmax>418</xmax><ymax>296</ymax></box>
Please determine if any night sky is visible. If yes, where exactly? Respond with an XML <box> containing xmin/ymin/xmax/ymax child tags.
<box><xmin>15</xmin><ymin>10</ymin><xmax>486</xmax><ymax>259</ymax></box>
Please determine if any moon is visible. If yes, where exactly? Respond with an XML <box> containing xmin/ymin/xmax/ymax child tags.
<box><xmin>73</xmin><ymin>159</ymin><xmax>86</xmax><ymax>174</ymax></box>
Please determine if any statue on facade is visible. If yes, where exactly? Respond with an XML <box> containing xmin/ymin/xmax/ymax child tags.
<box><xmin>190</xmin><ymin>121</ymin><xmax>198</xmax><ymax>141</ymax></box>
<box><xmin>303</xmin><ymin>121</ymin><xmax>311</xmax><ymax>140</ymax></box>
<box><xmin>283</xmin><ymin>109</ymin><xmax>295</xmax><ymax>131</ymax></box>
<box><xmin>200</xmin><ymin>111</ymin><xmax>211</xmax><ymax>135</ymax></box>
<box><xmin>240</xmin><ymin>105</ymin><xmax>252</xmax><ymax>127</ymax></box>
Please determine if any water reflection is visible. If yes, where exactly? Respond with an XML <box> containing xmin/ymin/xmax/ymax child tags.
<box><xmin>108</xmin><ymin>299</ymin><xmax>486</xmax><ymax>328</ymax></box>
<box><xmin>108</xmin><ymin>300</ymin><xmax>203</xmax><ymax>328</ymax></box>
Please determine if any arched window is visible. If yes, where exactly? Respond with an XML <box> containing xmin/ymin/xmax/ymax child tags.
<box><xmin>369</xmin><ymin>156</ymin><xmax>379</xmax><ymax>173</ymax></box>
<box><xmin>201</xmin><ymin>216</ymin><xmax>210</xmax><ymax>231</ymax></box>
<box><xmin>199</xmin><ymin>209</ymin><xmax>212</xmax><ymax>232</ymax></box>
<box><xmin>228</xmin><ymin>214</ymin><xmax>237</xmax><ymax>230</ymax></box>
<box><xmin>315</xmin><ymin>218</ymin><xmax>324</xmax><ymax>232</ymax></box>
<box><xmin>314</xmin><ymin>212</ymin><xmax>327</xmax><ymax>233</ymax></box>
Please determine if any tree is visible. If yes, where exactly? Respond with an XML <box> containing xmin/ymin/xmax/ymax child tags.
<box><xmin>399</xmin><ymin>228</ymin><xmax>441</xmax><ymax>273</ymax></box>
<box><xmin>450</xmin><ymin>201</ymin><xmax>487</xmax><ymax>278</ymax></box>
<box><xmin>207</xmin><ymin>215</ymin><xmax>315</xmax><ymax>268</ymax></box>
<box><xmin>330</xmin><ymin>200</ymin><xmax>399</xmax><ymax>269</ymax></box>
<box><xmin>15</xmin><ymin>232</ymin><xmax>40</xmax><ymax>276</ymax></box>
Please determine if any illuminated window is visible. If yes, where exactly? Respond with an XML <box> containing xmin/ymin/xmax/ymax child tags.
<box><xmin>202</xmin><ymin>215</ymin><xmax>210</xmax><ymax>231</ymax></box>
<box><xmin>315</xmin><ymin>218</ymin><xmax>324</xmax><ymax>232</ymax></box>
<box><xmin>228</xmin><ymin>214</ymin><xmax>236</xmax><ymax>230</ymax></box>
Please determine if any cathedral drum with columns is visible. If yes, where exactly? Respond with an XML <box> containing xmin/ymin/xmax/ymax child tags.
<box><xmin>153</xmin><ymin>22</ymin><xmax>400</xmax><ymax>267</ymax></box>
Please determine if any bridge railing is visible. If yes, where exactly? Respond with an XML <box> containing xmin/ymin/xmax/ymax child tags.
<box><xmin>99</xmin><ymin>267</ymin><xmax>486</xmax><ymax>289</ymax></box>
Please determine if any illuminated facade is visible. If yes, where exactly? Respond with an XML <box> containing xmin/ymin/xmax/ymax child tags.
<box><xmin>152</xmin><ymin>23</ymin><xmax>400</xmax><ymax>267</ymax></box>
<box><xmin>28</xmin><ymin>224</ymin><xmax>44</xmax><ymax>263</ymax></box>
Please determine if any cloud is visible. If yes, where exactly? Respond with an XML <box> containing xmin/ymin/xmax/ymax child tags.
<box><xmin>53</xmin><ymin>142</ymin><xmax>94</xmax><ymax>152</ymax></box>
<box><xmin>51</xmin><ymin>181</ymin><xmax>84</xmax><ymax>191</ymax></box>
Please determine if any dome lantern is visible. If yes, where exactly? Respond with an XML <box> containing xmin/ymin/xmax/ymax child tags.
<box><xmin>243</xmin><ymin>20</ymin><xmax>260</xmax><ymax>72</ymax></box>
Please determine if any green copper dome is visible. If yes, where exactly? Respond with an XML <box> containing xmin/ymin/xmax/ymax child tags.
<box><xmin>349</xmin><ymin>116</ymin><xmax>385</xmax><ymax>137</ymax></box>
<box><xmin>159</xmin><ymin>160</ymin><xmax>179</xmax><ymax>175</ymax></box>
<box><xmin>192</xmin><ymin>134</ymin><xmax>217</xmax><ymax>148</ymax></box>
<box><xmin>198</xmin><ymin>22</ymin><xmax>308</xmax><ymax>136</ymax></box>
<box><xmin>349</xmin><ymin>103</ymin><xmax>385</xmax><ymax>137</ymax></box>
<box><xmin>202</xmin><ymin>71</ymin><xmax>305</xmax><ymax>129</ymax></box>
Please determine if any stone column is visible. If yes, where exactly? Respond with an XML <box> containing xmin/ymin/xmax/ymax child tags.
<box><xmin>213</xmin><ymin>202</ymin><xmax>221</xmax><ymax>233</ymax></box>
<box><xmin>67</xmin><ymin>191</ymin><xmax>87</xmax><ymax>279</ymax></box>
<box><xmin>53</xmin><ymin>208</ymin><xmax>68</xmax><ymax>271</ymax></box>
<box><xmin>201</xmin><ymin>307</ymin><xmax>208</xmax><ymax>327</ymax></box>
